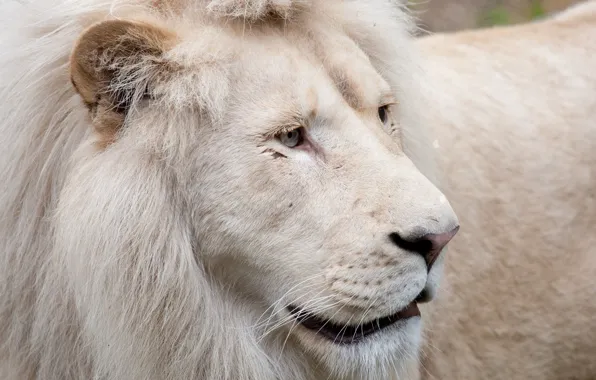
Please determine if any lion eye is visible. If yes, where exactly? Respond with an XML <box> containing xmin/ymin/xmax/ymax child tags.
<box><xmin>378</xmin><ymin>105</ymin><xmax>390</xmax><ymax>126</ymax></box>
<box><xmin>279</xmin><ymin>129</ymin><xmax>303</xmax><ymax>148</ymax></box>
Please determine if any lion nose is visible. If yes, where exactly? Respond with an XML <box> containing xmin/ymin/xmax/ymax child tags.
<box><xmin>389</xmin><ymin>225</ymin><xmax>459</xmax><ymax>270</ymax></box>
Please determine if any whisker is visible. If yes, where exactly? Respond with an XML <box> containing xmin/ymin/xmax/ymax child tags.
<box><xmin>250</xmin><ymin>273</ymin><xmax>324</xmax><ymax>329</ymax></box>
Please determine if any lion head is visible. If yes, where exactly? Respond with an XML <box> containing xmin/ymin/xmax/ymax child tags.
<box><xmin>0</xmin><ymin>1</ymin><xmax>458</xmax><ymax>379</ymax></box>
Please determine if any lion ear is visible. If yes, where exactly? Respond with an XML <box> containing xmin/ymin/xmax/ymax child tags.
<box><xmin>70</xmin><ymin>19</ymin><xmax>177</xmax><ymax>144</ymax></box>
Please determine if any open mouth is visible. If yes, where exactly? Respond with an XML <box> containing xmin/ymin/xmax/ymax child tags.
<box><xmin>287</xmin><ymin>301</ymin><xmax>420</xmax><ymax>345</ymax></box>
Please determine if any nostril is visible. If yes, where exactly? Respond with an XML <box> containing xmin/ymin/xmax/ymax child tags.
<box><xmin>389</xmin><ymin>225</ymin><xmax>459</xmax><ymax>270</ymax></box>
<box><xmin>389</xmin><ymin>232</ymin><xmax>433</xmax><ymax>256</ymax></box>
<box><xmin>415</xmin><ymin>289</ymin><xmax>432</xmax><ymax>304</ymax></box>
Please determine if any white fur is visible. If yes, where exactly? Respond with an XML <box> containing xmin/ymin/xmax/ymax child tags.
<box><xmin>0</xmin><ymin>1</ymin><xmax>457</xmax><ymax>379</ymax></box>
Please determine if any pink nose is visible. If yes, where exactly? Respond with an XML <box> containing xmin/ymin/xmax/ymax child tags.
<box><xmin>389</xmin><ymin>225</ymin><xmax>460</xmax><ymax>270</ymax></box>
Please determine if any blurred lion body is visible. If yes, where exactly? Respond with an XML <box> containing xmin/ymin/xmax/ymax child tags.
<box><xmin>417</xmin><ymin>2</ymin><xmax>596</xmax><ymax>379</ymax></box>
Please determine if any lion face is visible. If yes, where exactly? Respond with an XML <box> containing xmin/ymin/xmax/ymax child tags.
<box><xmin>69</xmin><ymin>9</ymin><xmax>458</xmax><ymax>377</ymax></box>
<box><xmin>193</xmin><ymin>39</ymin><xmax>458</xmax><ymax>364</ymax></box>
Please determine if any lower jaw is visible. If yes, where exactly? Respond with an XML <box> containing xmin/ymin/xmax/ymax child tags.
<box><xmin>288</xmin><ymin>301</ymin><xmax>421</xmax><ymax>345</ymax></box>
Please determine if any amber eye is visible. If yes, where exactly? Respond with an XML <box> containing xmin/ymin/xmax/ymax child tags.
<box><xmin>378</xmin><ymin>105</ymin><xmax>390</xmax><ymax>126</ymax></box>
<box><xmin>279</xmin><ymin>128</ymin><xmax>303</xmax><ymax>148</ymax></box>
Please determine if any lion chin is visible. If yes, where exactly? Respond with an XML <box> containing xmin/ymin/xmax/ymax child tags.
<box><xmin>0</xmin><ymin>1</ymin><xmax>460</xmax><ymax>380</ymax></box>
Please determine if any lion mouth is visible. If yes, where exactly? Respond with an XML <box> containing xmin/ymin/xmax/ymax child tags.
<box><xmin>287</xmin><ymin>301</ymin><xmax>420</xmax><ymax>345</ymax></box>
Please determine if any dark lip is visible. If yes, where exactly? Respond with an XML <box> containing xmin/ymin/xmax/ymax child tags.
<box><xmin>287</xmin><ymin>301</ymin><xmax>420</xmax><ymax>345</ymax></box>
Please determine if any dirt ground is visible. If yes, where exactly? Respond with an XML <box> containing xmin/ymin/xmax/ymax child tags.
<box><xmin>409</xmin><ymin>0</ymin><xmax>585</xmax><ymax>33</ymax></box>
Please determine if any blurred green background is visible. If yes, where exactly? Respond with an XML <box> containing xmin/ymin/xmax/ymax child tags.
<box><xmin>408</xmin><ymin>0</ymin><xmax>583</xmax><ymax>33</ymax></box>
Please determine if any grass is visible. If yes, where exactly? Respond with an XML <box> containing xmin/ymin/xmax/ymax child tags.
<box><xmin>529</xmin><ymin>0</ymin><xmax>547</xmax><ymax>19</ymax></box>
<box><xmin>479</xmin><ymin>0</ymin><xmax>548</xmax><ymax>27</ymax></box>
<box><xmin>479</xmin><ymin>6</ymin><xmax>511</xmax><ymax>26</ymax></box>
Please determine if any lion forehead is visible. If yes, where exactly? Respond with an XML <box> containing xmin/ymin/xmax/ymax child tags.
<box><xmin>159</xmin><ymin>25</ymin><xmax>392</xmax><ymax>122</ymax></box>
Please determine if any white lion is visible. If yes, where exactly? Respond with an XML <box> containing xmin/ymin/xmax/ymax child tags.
<box><xmin>416</xmin><ymin>2</ymin><xmax>596</xmax><ymax>379</ymax></box>
<box><xmin>0</xmin><ymin>1</ymin><xmax>459</xmax><ymax>379</ymax></box>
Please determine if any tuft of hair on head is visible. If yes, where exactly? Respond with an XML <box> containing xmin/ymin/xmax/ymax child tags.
<box><xmin>69</xmin><ymin>18</ymin><xmax>179</xmax><ymax>148</ymax></box>
<box><xmin>205</xmin><ymin>0</ymin><xmax>310</xmax><ymax>21</ymax></box>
